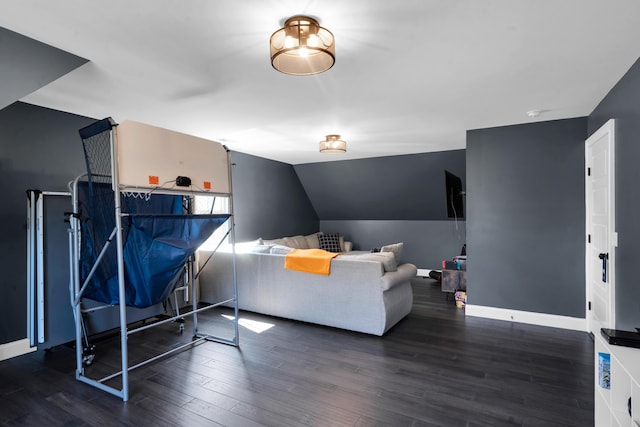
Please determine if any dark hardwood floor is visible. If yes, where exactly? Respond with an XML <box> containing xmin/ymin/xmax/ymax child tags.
<box><xmin>0</xmin><ymin>277</ymin><xmax>594</xmax><ymax>426</ymax></box>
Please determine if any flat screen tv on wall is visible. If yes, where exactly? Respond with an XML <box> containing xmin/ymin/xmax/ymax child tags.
<box><xmin>444</xmin><ymin>170</ymin><xmax>464</xmax><ymax>219</ymax></box>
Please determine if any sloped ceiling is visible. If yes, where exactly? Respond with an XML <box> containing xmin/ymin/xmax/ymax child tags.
<box><xmin>0</xmin><ymin>27</ymin><xmax>87</xmax><ymax>111</ymax></box>
<box><xmin>1</xmin><ymin>1</ymin><xmax>640</xmax><ymax>164</ymax></box>
<box><xmin>295</xmin><ymin>150</ymin><xmax>465</xmax><ymax>220</ymax></box>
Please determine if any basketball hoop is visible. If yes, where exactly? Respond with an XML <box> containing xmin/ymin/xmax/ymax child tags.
<box><xmin>122</xmin><ymin>191</ymin><xmax>151</xmax><ymax>201</ymax></box>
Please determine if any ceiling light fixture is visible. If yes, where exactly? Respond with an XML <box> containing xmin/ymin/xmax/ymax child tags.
<box><xmin>270</xmin><ymin>15</ymin><xmax>335</xmax><ymax>76</ymax></box>
<box><xmin>319</xmin><ymin>134</ymin><xmax>346</xmax><ymax>153</ymax></box>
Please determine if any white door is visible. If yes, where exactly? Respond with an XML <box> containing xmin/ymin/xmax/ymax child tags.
<box><xmin>585</xmin><ymin>119</ymin><xmax>616</xmax><ymax>335</ymax></box>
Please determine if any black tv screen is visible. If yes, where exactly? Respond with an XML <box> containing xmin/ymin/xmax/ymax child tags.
<box><xmin>444</xmin><ymin>170</ymin><xmax>464</xmax><ymax>219</ymax></box>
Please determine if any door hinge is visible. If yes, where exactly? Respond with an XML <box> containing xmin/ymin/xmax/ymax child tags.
<box><xmin>588</xmin><ymin>301</ymin><xmax>592</xmax><ymax>311</ymax></box>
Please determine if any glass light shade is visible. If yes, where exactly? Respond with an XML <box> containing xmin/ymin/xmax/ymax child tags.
<box><xmin>270</xmin><ymin>16</ymin><xmax>335</xmax><ymax>76</ymax></box>
<box><xmin>319</xmin><ymin>135</ymin><xmax>346</xmax><ymax>153</ymax></box>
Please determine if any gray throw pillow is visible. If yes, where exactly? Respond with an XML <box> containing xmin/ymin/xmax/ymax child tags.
<box><xmin>304</xmin><ymin>233</ymin><xmax>320</xmax><ymax>249</ymax></box>
<box><xmin>381</xmin><ymin>242</ymin><xmax>403</xmax><ymax>263</ymax></box>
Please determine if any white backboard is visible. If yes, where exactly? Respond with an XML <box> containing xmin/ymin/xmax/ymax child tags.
<box><xmin>115</xmin><ymin>121</ymin><xmax>230</xmax><ymax>195</ymax></box>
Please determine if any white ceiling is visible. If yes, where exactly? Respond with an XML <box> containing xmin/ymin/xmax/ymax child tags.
<box><xmin>1</xmin><ymin>1</ymin><xmax>640</xmax><ymax>165</ymax></box>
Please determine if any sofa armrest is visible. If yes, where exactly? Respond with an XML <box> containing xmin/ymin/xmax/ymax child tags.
<box><xmin>380</xmin><ymin>263</ymin><xmax>417</xmax><ymax>291</ymax></box>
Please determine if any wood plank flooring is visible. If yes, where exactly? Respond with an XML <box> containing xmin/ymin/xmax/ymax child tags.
<box><xmin>0</xmin><ymin>277</ymin><xmax>594</xmax><ymax>426</ymax></box>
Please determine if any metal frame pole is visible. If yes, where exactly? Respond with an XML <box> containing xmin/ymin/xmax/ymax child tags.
<box><xmin>226</xmin><ymin>149</ymin><xmax>239</xmax><ymax>345</ymax></box>
<box><xmin>110</xmin><ymin>125</ymin><xmax>130</xmax><ymax>401</ymax></box>
<box><xmin>26</xmin><ymin>191</ymin><xmax>36</xmax><ymax>348</ymax></box>
<box><xmin>70</xmin><ymin>177</ymin><xmax>85</xmax><ymax>379</ymax></box>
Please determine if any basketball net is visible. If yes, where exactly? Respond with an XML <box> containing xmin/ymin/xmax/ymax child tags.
<box><xmin>122</xmin><ymin>191</ymin><xmax>152</xmax><ymax>201</ymax></box>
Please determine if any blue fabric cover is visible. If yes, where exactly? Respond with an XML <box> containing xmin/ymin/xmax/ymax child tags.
<box><xmin>78</xmin><ymin>182</ymin><xmax>229</xmax><ymax>307</ymax></box>
<box><xmin>124</xmin><ymin>214</ymin><xmax>229</xmax><ymax>307</ymax></box>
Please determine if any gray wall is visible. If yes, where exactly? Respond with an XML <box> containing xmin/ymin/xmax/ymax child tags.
<box><xmin>0</xmin><ymin>28</ymin><xmax>88</xmax><ymax>344</ymax></box>
<box><xmin>296</xmin><ymin>151</ymin><xmax>466</xmax><ymax>268</ymax></box>
<box><xmin>588</xmin><ymin>56</ymin><xmax>640</xmax><ymax>330</ymax></box>
<box><xmin>230</xmin><ymin>151</ymin><xmax>318</xmax><ymax>242</ymax></box>
<box><xmin>321</xmin><ymin>220</ymin><xmax>465</xmax><ymax>268</ymax></box>
<box><xmin>466</xmin><ymin>118</ymin><xmax>587</xmax><ymax>318</ymax></box>
<box><xmin>295</xmin><ymin>151</ymin><xmax>466</xmax><ymax>220</ymax></box>
<box><xmin>0</xmin><ymin>102</ymin><xmax>95</xmax><ymax>344</ymax></box>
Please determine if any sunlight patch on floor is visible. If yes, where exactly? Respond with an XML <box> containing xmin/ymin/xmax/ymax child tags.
<box><xmin>221</xmin><ymin>314</ymin><xmax>274</xmax><ymax>333</ymax></box>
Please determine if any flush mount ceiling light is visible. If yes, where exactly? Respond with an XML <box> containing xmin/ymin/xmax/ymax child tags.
<box><xmin>319</xmin><ymin>134</ymin><xmax>346</xmax><ymax>153</ymax></box>
<box><xmin>270</xmin><ymin>15</ymin><xmax>335</xmax><ymax>76</ymax></box>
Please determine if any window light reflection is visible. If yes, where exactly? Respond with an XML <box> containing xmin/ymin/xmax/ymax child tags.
<box><xmin>222</xmin><ymin>315</ymin><xmax>274</xmax><ymax>333</ymax></box>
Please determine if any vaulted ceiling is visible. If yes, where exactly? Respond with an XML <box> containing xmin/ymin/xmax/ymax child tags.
<box><xmin>1</xmin><ymin>1</ymin><xmax>640</xmax><ymax>164</ymax></box>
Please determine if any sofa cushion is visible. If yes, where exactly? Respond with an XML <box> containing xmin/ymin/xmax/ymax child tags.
<box><xmin>250</xmin><ymin>244</ymin><xmax>274</xmax><ymax>254</ymax></box>
<box><xmin>381</xmin><ymin>242</ymin><xmax>403</xmax><ymax>263</ymax></box>
<box><xmin>350</xmin><ymin>252</ymin><xmax>398</xmax><ymax>272</ymax></box>
<box><xmin>284</xmin><ymin>235</ymin><xmax>308</xmax><ymax>249</ymax></box>
<box><xmin>318</xmin><ymin>232</ymin><xmax>342</xmax><ymax>253</ymax></box>
<box><xmin>230</xmin><ymin>238</ymin><xmax>263</xmax><ymax>253</ymax></box>
<box><xmin>270</xmin><ymin>244</ymin><xmax>294</xmax><ymax>255</ymax></box>
<box><xmin>304</xmin><ymin>233</ymin><xmax>320</xmax><ymax>249</ymax></box>
<box><xmin>263</xmin><ymin>238</ymin><xmax>286</xmax><ymax>246</ymax></box>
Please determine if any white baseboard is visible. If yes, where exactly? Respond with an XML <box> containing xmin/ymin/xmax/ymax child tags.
<box><xmin>0</xmin><ymin>338</ymin><xmax>36</xmax><ymax>362</ymax></box>
<box><xmin>417</xmin><ymin>268</ymin><xmax>438</xmax><ymax>277</ymax></box>
<box><xmin>465</xmin><ymin>304</ymin><xmax>588</xmax><ymax>332</ymax></box>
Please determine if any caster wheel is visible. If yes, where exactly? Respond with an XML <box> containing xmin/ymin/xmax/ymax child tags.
<box><xmin>82</xmin><ymin>353</ymin><xmax>95</xmax><ymax>367</ymax></box>
<box><xmin>82</xmin><ymin>345</ymin><xmax>96</xmax><ymax>367</ymax></box>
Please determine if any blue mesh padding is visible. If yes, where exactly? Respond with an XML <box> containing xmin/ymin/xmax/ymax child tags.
<box><xmin>119</xmin><ymin>214</ymin><xmax>229</xmax><ymax>307</ymax></box>
<box><xmin>81</xmin><ymin>213</ymin><xmax>229</xmax><ymax>308</ymax></box>
<box><xmin>77</xmin><ymin>181</ymin><xmax>228</xmax><ymax>308</ymax></box>
<box><xmin>78</xmin><ymin>117</ymin><xmax>115</xmax><ymax>140</ymax></box>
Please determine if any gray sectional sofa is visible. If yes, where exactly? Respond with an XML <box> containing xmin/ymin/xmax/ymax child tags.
<box><xmin>197</xmin><ymin>235</ymin><xmax>417</xmax><ymax>336</ymax></box>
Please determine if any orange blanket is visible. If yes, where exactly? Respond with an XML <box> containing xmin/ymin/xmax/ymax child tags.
<box><xmin>284</xmin><ymin>248</ymin><xmax>338</xmax><ymax>275</ymax></box>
